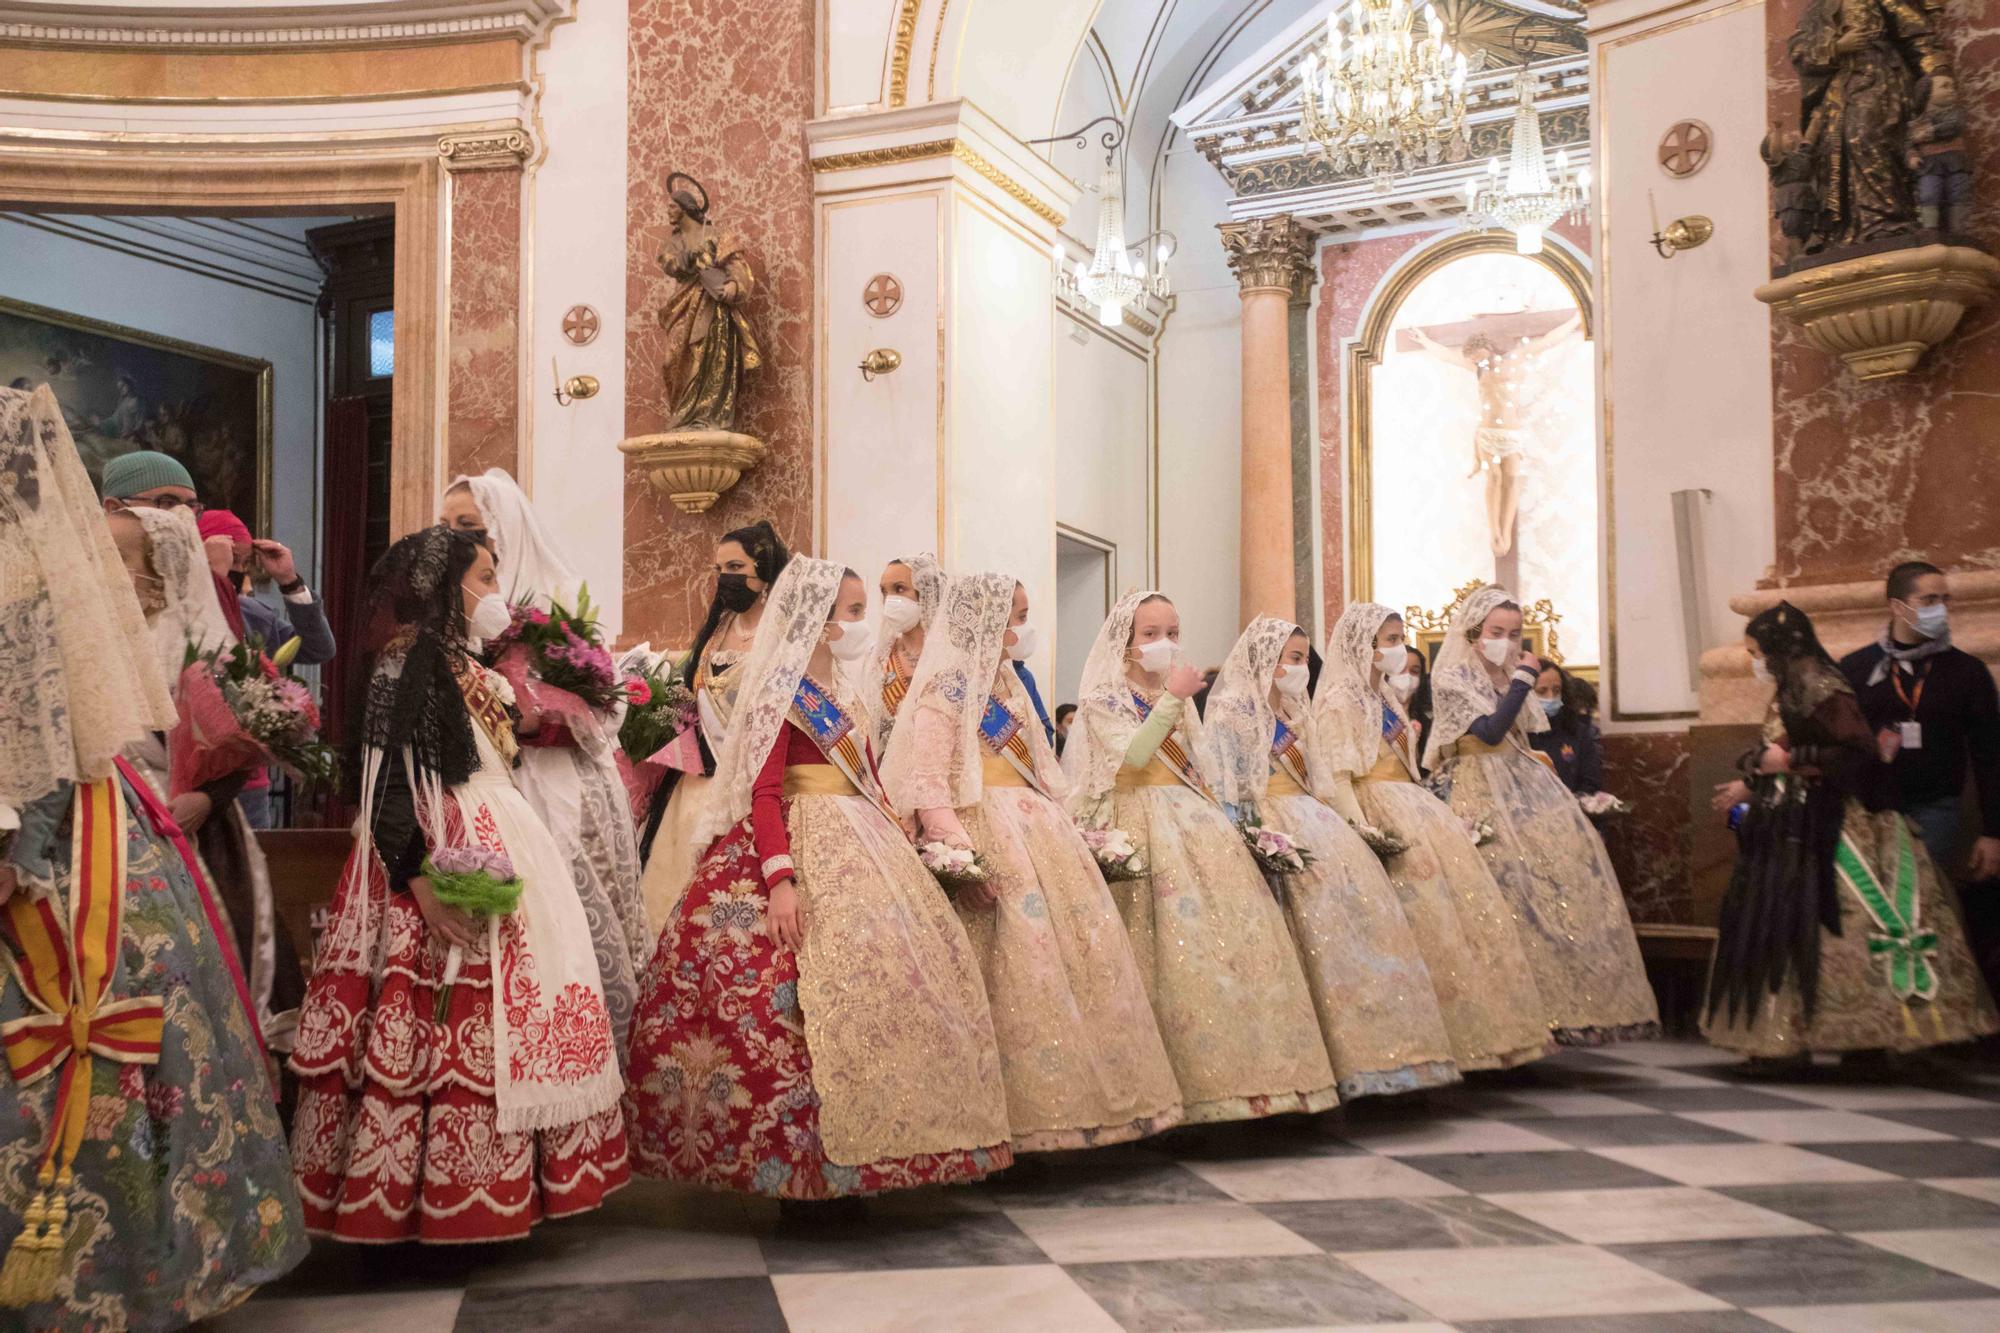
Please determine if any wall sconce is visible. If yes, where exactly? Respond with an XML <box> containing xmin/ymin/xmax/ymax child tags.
<box><xmin>1648</xmin><ymin>191</ymin><xmax>1713</xmax><ymax>258</ymax></box>
<box><xmin>552</xmin><ymin>358</ymin><xmax>600</xmax><ymax>406</ymax></box>
<box><xmin>858</xmin><ymin>348</ymin><xmax>902</xmax><ymax>382</ymax></box>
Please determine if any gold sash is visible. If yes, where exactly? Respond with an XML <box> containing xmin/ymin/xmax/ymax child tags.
<box><xmin>783</xmin><ymin>763</ymin><xmax>860</xmax><ymax>798</ymax></box>
<box><xmin>1116</xmin><ymin>756</ymin><xmax>1186</xmax><ymax>790</ymax></box>
<box><xmin>1364</xmin><ymin>750</ymin><xmax>1415</xmax><ymax>784</ymax></box>
<box><xmin>1454</xmin><ymin>732</ymin><xmax>1557</xmax><ymax>771</ymax></box>
<box><xmin>981</xmin><ymin>752</ymin><xmax>1030</xmax><ymax>788</ymax></box>
<box><xmin>1266</xmin><ymin>764</ymin><xmax>1306</xmax><ymax>798</ymax></box>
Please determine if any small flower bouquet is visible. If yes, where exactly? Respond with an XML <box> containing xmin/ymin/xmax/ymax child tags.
<box><xmin>422</xmin><ymin>844</ymin><xmax>524</xmax><ymax>1022</ymax></box>
<box><xmin>613</xmin><ymin>649</ymin><xmax>698</xmax><ymax>824</ymax></box>
<box><xmin>1578</xmin><ymin>791</ymin><xmax>1631</xmax><ymax>818</ymax></box>
<box><xmin>917</xmin><ymin>840</ymin><xmax>990</xmax><ymax>896</ymax></box>
<box><xmin>1080</xmin><ymin>826</ymin><xmax>1148</xmax><ymax>883</ymax></box>
<box><xmin>169</xmin><ymin>635</ymin><xmax>337</xmax><ymax>798</ymax></box>
<box><xmin>487</xmin><ymin>586</ymin><xmax>621</xmax><ymax>712</ymax></box>
<box><xmin>1239</xmin><ymin>815</ymin><xmax>1314</xmax><ymax>877</ymax></box>
<box><xmin>1350</xmin><ymin>821</ymin><xmax>1410</xmax><ymax>860</ymax></box>
<box><xmin>1462</xmin><ymin>816</ymin><xmax>1498</xmax><ymax>847</ymax></box>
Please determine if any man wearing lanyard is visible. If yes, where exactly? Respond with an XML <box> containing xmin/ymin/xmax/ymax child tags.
<box><xmin>1840</xmin><ymin>562</ymin><xmax>2000</xmax><ymax>979</ymax></box>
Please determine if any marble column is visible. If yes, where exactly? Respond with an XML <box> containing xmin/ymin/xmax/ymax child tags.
<box><xmin>1222</xmin><ymin>214</ymin><xmax>1316</xmax><ymax>628</ymax></box>
<box><xmin>439</xmin><ymin>128</ymin><xmax>529</xmax><ymax>482</ymax></box>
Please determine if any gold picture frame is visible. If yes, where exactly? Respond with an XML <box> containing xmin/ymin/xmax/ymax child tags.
<box><xmin>1406</xmin><ymin>578</ymin><xmax>1595</xmax><ymax>683</ymax></box>
<box><xmin>0</xmin><ymin>294</ymin><xmax>274</xmax><ymax>534</ymax></box>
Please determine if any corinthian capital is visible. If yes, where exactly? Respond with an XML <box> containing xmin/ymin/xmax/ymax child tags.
<box><xmin>1219</xmin><ymin>214</ymin><xmax>1317</xmax><ymax>302</ymax></box>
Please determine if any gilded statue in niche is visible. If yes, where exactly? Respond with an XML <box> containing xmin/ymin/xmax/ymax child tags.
<box><xmin>658</xmin><ymin>171</ymin><xmax>763</xmax><ymax>432</ymax></box>
<box><xmin>1764</xmin><ymin>0</ymin><xmax>1969</xmax><ymax>264</ymax></box>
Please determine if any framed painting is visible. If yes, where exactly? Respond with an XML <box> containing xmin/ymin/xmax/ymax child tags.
<box><xmin>0</xmin><ymin>295</ymin><xmax>272</xmax><ymax>531</ymax></box>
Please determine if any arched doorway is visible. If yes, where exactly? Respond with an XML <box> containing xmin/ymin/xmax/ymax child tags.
<box><xmin>1347</xmin><ymin>233</ymin><xmax>1598</xmax><ymax>667</ymax></box>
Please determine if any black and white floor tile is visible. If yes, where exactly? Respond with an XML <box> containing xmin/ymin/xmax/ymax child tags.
<box><xmin>209</xmin><ymin>1042</ymin><xmax>2000</xmax><ymax>1331</ymax></box>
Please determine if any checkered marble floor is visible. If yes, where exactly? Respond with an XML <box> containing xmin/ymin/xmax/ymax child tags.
<box><xmin>209</xmin><ymin>1042</ymin><xmax>2000</xmax><ymax>1332</ymax></box>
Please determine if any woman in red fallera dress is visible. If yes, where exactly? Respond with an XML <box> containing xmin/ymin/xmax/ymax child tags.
<box><xmin>624</xmin><ymin>556</ymin><xmax>1012</xmax><ymax>1199</ymax></box>
<box><xmin>289</xmin><ymin>526</ymin><xmax>629</xmax><ymax>1243</ymax></box>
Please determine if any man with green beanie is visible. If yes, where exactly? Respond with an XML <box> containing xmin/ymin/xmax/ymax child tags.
<box><xmin>98</xmin><ymin>448</ymin><xmax>200</xmax><ymax>514</ymax></box>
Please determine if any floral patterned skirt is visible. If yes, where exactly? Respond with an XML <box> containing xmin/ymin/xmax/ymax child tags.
<box><xmin>0</xmin><ymin>774</ymin><xmax>305</xmax><ymax>1331</ymax></box>
<box><xmin>290</xmin><ymin>851</ymin><xmax>630</xmax><ymax>1244</ymax></box>
<box><xmin>624</xmin><ymin>801</ymin><xmax>1013</xmax><ymax>1198</ymax></box>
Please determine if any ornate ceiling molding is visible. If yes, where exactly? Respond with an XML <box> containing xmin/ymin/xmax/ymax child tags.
<box><xmin>0</xmin><ymin>0</ymin><xmax>571</xmax><ymax>49</ymax></box>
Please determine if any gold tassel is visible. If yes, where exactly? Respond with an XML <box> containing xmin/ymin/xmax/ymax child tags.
<box><xmin>0</xmin><ymin>1164</ymin><xmax>54</xmax><ymax>1310</ymax></box>
<box><xmin>1902</xmin><ymin>1002</ymin><xmax>1921</xmax><ymax>1041</ymax></box>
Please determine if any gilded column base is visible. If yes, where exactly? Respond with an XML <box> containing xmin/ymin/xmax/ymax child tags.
<box><xmin>1755</xmin><ymin>243</ymin><xmax>2000</xmax><ymax>382</ymax></box>
<box><xmin>619</xmin><ymin>429</ymin><xmax>767</xmax><ymax>514</ymax></box>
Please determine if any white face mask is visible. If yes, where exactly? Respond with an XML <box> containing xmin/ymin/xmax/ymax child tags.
<box><xmin>1375</xmin><ymin>644</ymin><xmax>1406</xmax><ymax>676</ymax></box>
<box><xmin>1006</xmin><ymin>623</ymin><xmax>1038</xmax><ymax>662</ymax></box>
<box><xmin>1751</xmin><ymin>656</ymin><xmax>1773</xmax><ymax>684</ymax></box>
<box><xmin>1273</xmin><ymin>663</ymin><xmax>1309</xmax><ymax>698</ymax></box>
<box><xmin>1386</xmin><ymin>672</ymin><xmax>1419</xmax><ymax>700</ymax></box>
<box><xmin>466</xmin><ymin>591</ymin><xmax>512</xmax><ymax>642</ymax></box>
<box><xmin>880</xmin><ymin>595</ymin><xmax>922</xmax><ymax>638</ymax></box>
<box><xmin>827</xmin><ymin>620</ymin><xmax>874</xmax><ymax>663</ymax></box>
<box><xmin>1133</xmin><ymin>639</ymin><xmax>1176</xmax><ymax>674</ymax></box>
<box><xmin>1480</xmin><ymin>636</ymin><xmax>1516</xmax><ymax>667</ymax></box>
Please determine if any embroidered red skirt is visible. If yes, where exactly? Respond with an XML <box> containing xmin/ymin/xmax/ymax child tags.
<box><xmin>289</xmin><ymin>845</ymin><xmax>630</xmax><ymax>1244</ymax></box>
<box><xmin>624</xmin><ymin>820</ymin><xmax>1009</xmax><ymax>1198</ymax></box>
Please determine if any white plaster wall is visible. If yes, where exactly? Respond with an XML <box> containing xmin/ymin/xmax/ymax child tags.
<box><xmin>821</xmin><ymin>190</ymin><xmax>944</xmax><ymax>603</ymax></box>
<box><xmin>822</xmin><ymin>0</ymin><xmax>901</xmax><ymax>112</ymax></box>
<box><xmin>1154</xmin><ymin>146</ymin><xmax>1241</xmax><ymax>670</ymax></box>
<box><xmin>526</xmin><ymin>0</ymin><xmax>631</xmax><ymax>634</ymax></box>
<box><xmin>0</xmin><ymin>217</ymin><xmax>321</xmax><ymax>580</ymax></box>
<box><xmin>1592</xmin><ymin>0</ymin><xmax>1774</xmax><ymax>720</ymax></box>
<box><xmin>943</xmin><ymin>192</ymin><xmax>1059</xmax><ymax>689</ymax></box>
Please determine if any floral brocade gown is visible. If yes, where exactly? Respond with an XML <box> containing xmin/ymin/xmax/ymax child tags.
<box><xmin>625</xmin><ymin>677</ymin><xmax>1012</xmax><ymax>1198</ymax></box>
<box><xmin>1258</xmin><ymin>721</ymin><xmax>1460</xmax><ymax>1098</ymax></box>
<box><xmin>907</xmin><ymin>691</ymin><xmax>1183</xmax><ymax>1151</ymax></box>
<box><xmin>641</xmin><ymin>645</ymin><xmax>742</xmax><ymax>934</ymax></box>
<box><xmin>290</xmin><ymin>674</ymin><xmax>629</xmax><ymax>1244</ymax></box>
<box><xmin>1440</xmin><ymin>730</ymin><xmax>1659</xmax><ymax>1044</ymax></box>
<box><xmin>0</xmin><ymin>766</ymin><xmax>305</xmax><ymax>1330</ymax></box>
<box><xmin>1088</xmin><ymin>695</ymin><xmax>1340</xmax><ymax>1124</ymax></box>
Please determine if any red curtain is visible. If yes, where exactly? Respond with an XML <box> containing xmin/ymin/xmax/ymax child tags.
<box><xmin>319</xmin><ymin>396</ymin><xmax>369</xmax><ymax>790</ymax></box>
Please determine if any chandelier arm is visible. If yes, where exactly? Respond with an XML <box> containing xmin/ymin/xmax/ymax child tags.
<box><xmin>1024</xmin><ymin>115</ymin><xmax>1127</xmax><ymax>162</ymax></box>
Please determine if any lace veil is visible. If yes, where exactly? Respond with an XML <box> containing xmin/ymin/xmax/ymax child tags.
<box><xmin>133</xmin><ymin>504</ymin><xmax>238</xmax><ymax>684</ymax></box>
<box><xmin>0</xmin><ymin>385</ymin><xmax>179</xmax><ymax>807</ymax></box>
<box><xmin>1060</xmin><ymin>589</ymin><xmax>1196</xmax><ymax>814</ymax></box>
<box><xmin>460</xmin><ymin>467</ymin><xmax>586</xmax><ymax>612</ymax></box>
<box><xmin>879</xmin><ymin>571</ymin><xmax>1065</xmax><ymax>813</ymax></box>
<box><xmin>696</xmin><ymin>555</ymin><xmax>850</xmax><ymax>845</ymax></box>
<box><xmin>1315</xmin><ymin>601</ymin><xmax>1402</xmax><ymax>782</ymax></box>
<box><xmin>1423</xmin><ymin>583</ymin><xmax>1545</xmax><ymax>772</ymax></box>
<box><xmin>1195</xmin><ymin>615</ymin><xmax>1300</xmax><ymax>809</ymax></box>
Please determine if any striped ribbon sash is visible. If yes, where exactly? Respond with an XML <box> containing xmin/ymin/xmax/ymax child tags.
<box><xmin>793</xmin><ymin>674</ymin><xmax>903</xmax><ymax>828</ymax></box>
<box><xmin>1834</xmin><ymin>816</ymin><xmax>1939</xmax><ymax>1003</ymax></box>
<box><xmin>880</xmin><ymin>654</ymin><xmax>911</xmax><ymax>727</ymax></box>
<box><xmin>979</xmin><ymin>695</ymin><xmax>1044</xmax><ymax>793</ymax></box>
<box><xmin>1133</xmin><ymin>692</ymin><xmax>1212</xmax><ymax>799</ymax></box>
<box><xmin>1</xmin><ymin>779</ymin><xmax>165</xmax><ymax>1307</ymax></box>
<box><xmin>1272</xmin><ymin>720</ymin><xmax>1312</xmax><ymax>792</ymax></box>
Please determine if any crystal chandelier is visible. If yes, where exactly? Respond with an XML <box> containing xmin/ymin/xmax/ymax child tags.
<box><xmin>1039</xmin><ymin>116</ymin><xmax>1175</xmax><ymax>327</ymax></box>
<box><xmin>1463</xmin><ymin>69</ymin><xmax>1588</xmax><ymax>255</ymax></box>
<box><xmin>1298</xmin><ymin>0</ymin><xmax>1469</xmax><ymax>189</ymax></box>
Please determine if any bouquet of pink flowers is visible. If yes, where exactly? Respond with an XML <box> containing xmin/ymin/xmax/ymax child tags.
<box><xmin>612</xmin><ymin>646</ymin><xmax>699</xmax><ymax>824</ymax></box>
<box><xmin>1578</xmin><ymin>791</ymin><xmax>1631</xmax><ymax>818</ymax></box>
<box><xmin>169</xmin><ymin>635</ymin><xmax>336</xmax><ymax>798</ymax></box>
<box><xmin>1079</xmin><ymin>826</ymin><xmax>1148</xmax><ymax>883</ymax></box>
<box><xmin>486</xmin><ymin>586</ymin><xmax>621</xmax><ymax>712</ymax></box>
<box><xmin>917</xmin><ymin>840</ymin><xmax>990</xmax><ymax>896</ymax></box>
<box><xmin>423</xmin><ymin>844</ymin><xmax>524</xmax><ymax>1022</ymax></box>
<box><xmin>1238</xmin><ymin>814</ymin><xmax>1315</xmax><ymax>877</ymax></box>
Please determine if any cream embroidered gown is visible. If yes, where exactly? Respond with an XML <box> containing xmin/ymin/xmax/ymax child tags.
<box><xmin>899</xmin><ymin>671</ymin><xmax>1183</xmax><ymax>1150</ymax></box>
<box><xmin>639</xmin><ymin>640</ymin><xmax>743</xmax><ymax>932</ymax></box>
<box><xmin>1077</xmin><ymin>691</ymin><xmax>1339</xmax><ymax>1123</ymax></box>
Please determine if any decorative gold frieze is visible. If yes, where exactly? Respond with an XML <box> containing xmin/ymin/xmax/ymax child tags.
<box><xmin>887</xmin><ymin>0</ymin><xmax>921</xmax><ymax>107</ymax></box>
<box><xmin>438</xmin><ymin>129</ymin><xmax>531</xmax><ymax>171</ymax></box>
<box><xmin>810</xmin><ymin>137</ymin><xmax>1064</xmax><ymax>226</ymax></box>
<box><xmin>1219</xmin><ymin>214</ymin><xmax>1316</xmax><ymax>299</ymax></box>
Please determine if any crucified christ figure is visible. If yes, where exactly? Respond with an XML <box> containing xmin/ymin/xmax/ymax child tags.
<box><xmin>1410</xmin><ymin>312</ymin><xmax>1582</xmax><ymax>558</ymax></box>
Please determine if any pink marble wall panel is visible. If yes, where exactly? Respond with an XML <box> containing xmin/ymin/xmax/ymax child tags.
<box><xmin>1598</xmin><ymin>729</ymin><xmax>1694</xmax><ymax>925</ymax></box>
<box><xmin>447</xmin><ymin>167</ymin><xmax>522</xmax><ymax>480</ymax></box>
<box><xmin>1767</xmin><ymin>0</ymin><xmax>2000</xmax><ymax>584</ymax></box>
<box><xmin>624</xmin><ymin>0</ymin><xmax>815</xmax><ymax>648</ymax></box>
